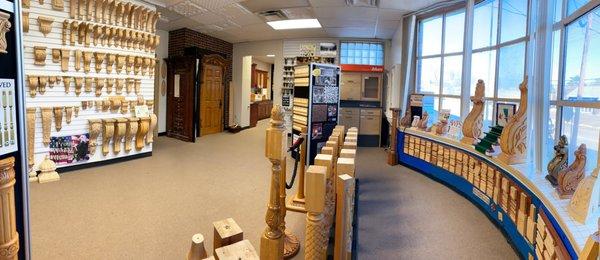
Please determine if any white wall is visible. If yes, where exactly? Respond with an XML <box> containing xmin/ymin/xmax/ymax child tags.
<box><xmin>155</xmin><ymin>30</ymin><xmax>169</xmax><ymax>133</ymax></box>
<box><xmin>386</xmin><ymin>20</ymin><xmax>404</xmax><ymax>120</ymax></box>
<box><xmin>232</xmin><ymin>40</ymin><xmax>284</xmax><ymax>127</ymax></box>
<box><xmin>240</xmin><ymin>56</ymin><xmax>252</xmax><ymax>126</ymax></box>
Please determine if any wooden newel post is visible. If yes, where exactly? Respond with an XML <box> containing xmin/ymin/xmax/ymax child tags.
<box><xmin>388</xmin><ymin>108</ymin><xmax>400</xmax><ymax>165</ymax></box>
<box><xmin>334</xmin><ymin>174</ymin><xmax>356</xmax><ymax>260</ymax></box>
<box><xmin>261</xmin><ymin>105</ymin><xmax>286</xmax><ymax>260</ymax></box>
<box><xmin>304</xmin><ymin>165</ymin><xmax>328</xmax><ymax>260</ymax></box>
<box><xmin>0</xmin><ymin>157</ymin><xmax>19</xmax><ymax>260</ymax></box>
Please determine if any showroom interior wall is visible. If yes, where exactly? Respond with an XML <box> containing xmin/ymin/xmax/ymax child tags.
<box><xmin>252</xmin><ymin>58</ymin><xmax>273</xmax><ymax>100</ymax></box>
<box><xmin>156</xmin><ymin>29</ymin><xmax>168</xmax><ymax>134</ymax></box>
<box><xmin>386</xmin><ymin>19</ymin><xmax>404</xmax><ymax>121</ymax></box>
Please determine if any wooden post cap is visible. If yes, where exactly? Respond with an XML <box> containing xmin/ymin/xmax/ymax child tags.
<box><xmin>340</xmin><ymin>149</ymin><xmax>356</xmax><ymax>158</ymax></box>
<box><xmin>315</xmin><ymin>154</ymin><xmax>333</xmax><ymax>178</ymax></box>
<box><xmin>215</xmin><ymin>240</ymin><xmax>259</xmax><ymax>260</ymax></box>
<box><xmin>337</xmin><ymin>158</ymin><xmax>355</xmax><ymax>177</ymax></box>
<box><xmin>305</xmin><ymin>165</ymin><xmax>327</xmax><ymax>213</ymax></box>
<box><xmin>321</xmin><ymin>146</ymin><xmax>334</xmax><ymax>155</ymax></box>
<box><xmin>343</xmin><ymin>141</ymin><xmax>357</xmax><ymax>150</ymax></box>
<box><xmin>213</xmin><ymin>218</ymin><xmax>243</xmax><ymax>254</ymax></box>
<box><xmin>187</xmin><ymin>233</ymin><xmax>208</xmax><ymax>260</ymax></box>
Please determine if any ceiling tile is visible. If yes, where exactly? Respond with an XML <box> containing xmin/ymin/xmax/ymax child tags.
<box><xmin>240</xmin><ymin>0</ymin><xmax>310</xmax><ymax>13</ymax></box>
<box><xmin>377</xmin><ymin>19</ymin><xmax>400</xmax><ymax>30</ymax></box>
<box><xmin>313</xmin><ymin>6</ymin><xmax>378</xmax><ymax>20</ymax></box>
<box><xmin>377</xmin><ymin>8</ymin><xmax>407</xmax><ymax>20</ymax></box>
<box><xmin>318</xmin><ymin>17</ymin><xmax>376</xmax><ymax>28</ymax></box>
<box><xmin>189</xmin><ymin>12</ymin><xmax>227</xmax><ymax>24</ymax></box>
<box><xmin>379</xmin><ymin>0</ymin><xmax>443</xmax><ymax>11</ymax></box>
<box><xmin>308</xmin><ymin>0</ymin><xmax>347</xmax><ymax>8</ymax></box>
<box><xmin>325</xmin><ymin>27</ymin><xmax>375</xmax><ymax>38</ymax></box>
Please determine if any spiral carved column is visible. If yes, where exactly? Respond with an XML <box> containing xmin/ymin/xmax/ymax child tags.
<box><xmin>0</xmin><ymin>157</ymin><xmax>19</xmax><ymax>260</ymax></box>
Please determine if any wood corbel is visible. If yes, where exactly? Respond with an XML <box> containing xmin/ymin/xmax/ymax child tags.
<box><xmin>75</xmin><ymin>50</ymin><xmax>82</xmax><ymax>71</ymax></box>
<box><xmin>122</xmin><ymin>2</ymin><xmax>131</xmax><ymax>27</ymax></box>
<box><xmin>147</xmin><ymin>113</ymin><xmax>157</xmax><ymax>144</ymax></box>
<box><xmin>145</xmin><ymin>11</ymin><xmax>155</xmax><ymax>32</ymax></box>
<box><xmin>86</xmin><ymin>0</ymin><xmax>94</xmax><ymax>21</ymax></box>
<box><xmin>102</xmin><ymin>100</ymin><xmax>110</xmax><ymax>112</ymax></box>
<box><xmin>83</xmin><ymin>51</ymin><xmax>92</xmax><ymax>73</ymax></box>
<box><xmin>60</xmin><ymin>49</ymin><xmax>69</xmax><ymax>72</ymax></box>
<box><xmin>106</xmin><ymin>54</ymin><xmax>116</xmax><ymax>73</ymax></box>
<box><xmin>134</xmin><ymin>79</ymin><xmax>141</xmax><ymax>95</ymax></box>
<box><xmin>65</xmin><ymin>106</ymin><xmax>73</xmax><ymax>124</ymax></box>
<box><xmin>26</xmin><ymin>108</ymin><xmax>36</xmax><ymax>169</ymax></box>
<box><xmin>108</xmin><ymin>96</ymin><xmax>123</xmax><ymax>112</ymax></box>
<box><xmin>152</xmin><ymin>12</ymin><xmax>160</xmax><ymax>33</ymax></box>
<box><xmin>41</xmin><ymin>107</ymin><xmax>52</xmax><ymax>146</ymax></box>
<box><xmin>69</xmin><ymin>0</ymin><xmax>77</xmax><ymax>18</ymax></box>
<box><xmin>37</xmin><ymin>16</ymin><xmax>53</xmax><ymax>37</ymax></box>
<box><xmin>100</xmin><ymin>25</ymin><xmax>109</xmax><ymax>46</ymax></box>
<box><xmin>69</xmin><ymin>21</ymin><xmax>78</xmax><ymax>45</ymax></box>
<box><xmin>94</xmin><ymin>52</ymin><xmax>105</xmax><ymax>73</ymax></box>
<box><xmin>61</xmin><ymin>20</ymin><xmax>69</xmax><ymax>44</ymax></box>
<box><xmin>135</xmin><ymin>116</ymin><xmax>149</xmax><ymax>150</ymax></box>
<box><xmin>33</xmin><ymin>46</ymin><xmax>46</xmax><ymax>65</ymax></box>
<box><xmin>106</xmin><ymin>78</ymin><xmax>114</xmax><ymax>94</ymax></box>
<box><xmin>27</xmin><ymin>75</ymin><xmax>38</xmax><ymax>97</ymax></box>
<box><xmin>94</xmin><ymin>77</ymin><xmax>104</xmax><ymax>97</ymax></box>
<box><xmin>62</xmin><ymin>76</ymin><xmax>71</xmax><ymax>93</ymax></box>
<box><xmin>116</xmin><ymin>54</ymin><xmax>126</xmax><ymax>73</ymax></box>
<box><xmin>94</xmin><ymin>0</ymin><xmax>104</xmax><ymax>22</ymax></box>
<box><xmin>125</xmin><ymin>117</ymin><xmax>138</xmax><ymax>152</ymax></box>
<box><xmin>128</xmin><ymin>5</ymin><xmax>136</xmax><ymax>29</ymax></box>
<box><xmin>152</xmin><ymin>35</ymin><xmax>159</xmax><ymax>50</ymax></box>
<box><xmin>84</xmin><ymin>77</ymin><xmax>92</xmax><ymax>93</ymax></box>
<box><xmin>121</xmin><ymin>100</ymin><xmax>129</xmax><ymax>114</ymax></box>
<box><xmin>93</xmin><ymin>25</ymin><xmax>102</xmax><ymax>45</ymax></box>
<box><xmin>88</xmin><ymin>119</ymin><xmax>102</xmax><ymax>155</ymax></box>
<box><xmin>115</xmin><ymin>78</ymin><xmax>124</xmax><ymax>94</ymax></box>
<box><xmin>113</xmin><ymin>118</ymin><xmax>127</xmax><ymax>154</ymax></box>
<box><xmin>51</xmin><ymin>49</ymin><xmax>60</xmax><ymax>63</ymax></box>
<box><xmin>105</xmin><ymin>0</ymin><xmax>114</xmax><ymax>25</ymax></box>
<box><xmin>129</xmin><ymin>100</ymin><xmax>137</xmax><ymax>111</ymax></box>
<box><xmin>115</xmin><ymin>1</ymin><xmax>123</xmax><ymax>26</ymax></box>
<box><xmin>51</xmin><ymin>0</ymin><xmax>64</xmax><ymax>10</ymax></box>
<box><xmin>150</xmin><ymin>58</ymin><xmax>157</xmax><ymax>76</ymax></box>
<box><xmin>126</xmin><ymin>55</ymin><xmax>134</xmax><ymax>74</ymax></box>
<box><xmin>77</xmin><ymin>21</ymin><xmax>86</xmax><ymax>45</ymax></box>
<box><xmin>53</xmin><ymin>106</ymin><xmax>63</xmax><ymax>131</ymax></box>
<box><xmin>38</xmin><ymin>76</ymin><xmax>47</xmax><ymax>94</ymax></box>
<box><xmin>113</xmin><ymin>28</ymin><xmax>121</xmax><ymax>48</ymax></box>
<box><xmin>74</xmin><ymin>106</ymin><xmax>79</xmax><ymax>117</ymax></box>
<box><xmin>85</xmin><ymin>23</ymin><xmax>93</xmax><ymax>47</ymax></box>
<box><xmin>23</xmin><ymin>0</ymin><xmax>30</xmax><ymax>8</ymax></box>
<box><xmin>142</xmin><ymin>57</ymin><xmax>150</xmax><ymax>75</ymax></box>
<box><xmin>109</xmin><ymin>27</ymin><xmax>116</xmax><ymax>47</ymax></box>
<box><xmin>134</xmin><ymin>56</ymin><xmax>142</xmax><ymax>75</ymax></box>
<box><xmin>95</xmin><ymin>100</ymin><xmax>102</xmax><ymax>111</ymax></box>
<box><xmin>48</xmin><ymin>76</ymin><xmax>57</xmax><ymax>86</ymax></box>
<box><xmin>101</xmin><ymin>118</ymin><xmax>115</xmax><ymax>156</ymax></box>
<box><xmin>125</xmin><ymin>78</ymin><xmax>134</xmax><ymax>94</ymax></box>
<box><xmin>78</xmin><ymin>0</ymin><xmax>85</xmax><ymax>20</ymax></box>
<box><xmin>145</xmin><ymin>99</ymin><xmax>154</xmax><ymax>109</ymax></box>
<box><xmin>22</xmin><ymin>11</ymin><xmax>29</xmax><ymax>33</ymax></box>
<box><xmin>145</xmin><ymin>33</ymin><xmax>153</xmax><ymax>52</ymax></box>
<box><xmin>74</xmin><ymin>77</ymin><xmax>83</xmax><ymax>96</ymax></box>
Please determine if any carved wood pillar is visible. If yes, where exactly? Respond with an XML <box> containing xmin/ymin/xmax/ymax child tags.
<box><xmin>304</xmin><ymin>165</ymin><xmax>327</xmax><ymax>260</ymax></box>
<box><xmin>26</xmin><ymin>108</ymin><xmax>36</xmax><ymax>171</ymax></box>
<box><xmin>0</xmin><ymin>157</ymin><xmax>19</xmax><ymax>260</ymax></box>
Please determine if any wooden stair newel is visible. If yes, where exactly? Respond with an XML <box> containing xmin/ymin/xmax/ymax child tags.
<box><xmin>498</xmin><ymin>77</ymin><xmax>528</xmax><ymax>165</ymax></box>
<box><xmin>314</xmin><ymin>154</ymin><xmax>335</xmax><ymax>232</ymax></box>
<box><xmin>304</xmin><ymin>165</ymin><xmax>328</xmax><ymax>260</ymax></box>
<box><xmin>287</xmin><ymin>126</ymin><xmax>307</xmax><ymax>213</ymax></box>
<box><xmin>101</xmin><ymin>118</ymin><xmax>115</xmax><ymax>156</ymax></box>
<box><xmin>388</xmin><ymin>108</ymin><xmax>400</xmax><ymax>165</ymax></box>
<box><xmin>260</xmin><ymin>105</ymin><xmax>286</xmax><ymax>260</ymax></box>
<box><xmin>0</xmin><ymin>157</ymin><xmax>18</xmax><ymax>260</ymax></box>
<box><xmin>461</xmin><ymin>80</ymin><xmax>484</xmax><ymax>145</ymax></box>
<box><xmin>135</xmin><ymin>117</ymin><xmax>150</xmax><ymax>150</ymax></box>
<box><xmin>334</xmin><ymin>174</ymin><xmax>355</xmax><ymax>260</ymax></box>
<box><xmin>113</xmin><ymin>118</ymin><xmax>127</xmax><ymax>154</ymax></box>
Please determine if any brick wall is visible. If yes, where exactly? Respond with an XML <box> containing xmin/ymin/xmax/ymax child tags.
<box><xmin>168</xmin><ymin>28</ymin><xmax>233</xmax><ymax>130</ymax></box>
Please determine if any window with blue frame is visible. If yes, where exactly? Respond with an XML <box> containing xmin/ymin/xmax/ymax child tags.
<box><xmin>340</xmin><ymin>42</ymin><xmax>384</xmax><ymax>65</ymax></box>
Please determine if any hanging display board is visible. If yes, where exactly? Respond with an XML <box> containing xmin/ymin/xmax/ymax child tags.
<box><xmin>0</xmin><ymin>78</ymin><xmax>19</xmax><ymax>155</ymax></box>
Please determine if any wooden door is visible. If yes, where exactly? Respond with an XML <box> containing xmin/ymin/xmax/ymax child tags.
<box><xmin>166</xmin><ymin>57</ymin><xmax>195</xmax><ymax>142</ymax></box>
<box><xmin>200</xmin><ymin>62</ymin><xmax>224</xmax><ymax>136</ymax></box>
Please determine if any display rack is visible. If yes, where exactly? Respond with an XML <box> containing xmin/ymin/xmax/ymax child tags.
<box><xmin>292</xmin><ymin>63</ymin><xmax>340</xmax><ymax>165</ymax></box>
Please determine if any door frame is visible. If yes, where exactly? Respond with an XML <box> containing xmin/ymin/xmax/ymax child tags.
<box><xmin>198</xmin><ymin>54</ymin><xmax>228</xmax><ymax>137</ymax></box>
<box><xmin>166</xmin><ymin>56</ymin><xmax>196</xmax><ymax>142</ymax></box>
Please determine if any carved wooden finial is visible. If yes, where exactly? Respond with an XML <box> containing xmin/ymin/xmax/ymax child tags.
<box><xmin>461</xmin><ymin>79</ymin><xmax>485</xmax><ymax>145</ymax></box>
<box><xmin>270</xmin><ymin>105</ymin><xmax>285</xmax><ymax>125</ymax></box>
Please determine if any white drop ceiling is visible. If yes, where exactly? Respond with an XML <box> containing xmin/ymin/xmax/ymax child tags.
<box><xmin>156</xmin><ymin>0</ymin><xmax>444</xmax><ymax>43</ymax></box>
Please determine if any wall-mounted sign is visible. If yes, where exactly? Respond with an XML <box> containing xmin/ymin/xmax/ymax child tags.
<box><xmin>340</xmin><ymin>64</ymin><xmax>384</xmax><ymax>72</ymax></box>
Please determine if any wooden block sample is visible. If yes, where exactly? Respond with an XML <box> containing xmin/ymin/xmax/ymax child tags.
<box><xmin>334</xmin><ymin>174</ymin><xmax>355</xmax><ymax>260</ymax></box>
<box><xmin>306</xmin><ymin>165</ymin><xmax>327</xmax><ymax>213</ymax></box>
<box><xmin>315</xmin><ymin>154</ymin><xmax>334</xmax><ymax>178</ymax></box>
<box><xmin>322</xmin><ymin>146</ymin><xmax>334</xmax><ymax>155</ymax></box>
<box><xmin>215</xmin><ymin>240</ymin><xmax>259</xmax><ymax>260</ymax></box>
<box><xmin>340</xmin><ymin>149</ymin><xmax>356</xmax><ymax>158</ymax></box>
<box><xmin>337</xmin><ymin>158</ymin><xmax>355</xmax><ymax>178</ymax></box>
<box><xmin>343</xmin><ymin>141</ymin><xmax>357</xmax><ymax>150</ymax></box>
<box><xmin>213</xmin><ymin>218</ymin><xmax>243</xmax><ymax>255</ymax></box>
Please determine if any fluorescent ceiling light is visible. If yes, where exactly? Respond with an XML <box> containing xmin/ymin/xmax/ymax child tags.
<box><xmin>267</xmin><ymin>19</ymin><xmax>321</xmax><ymax>30</ymax></box>
<box><xmin>266</xmin><ymin>54</ymin><xmax>275</xmax><ymax>57</ymax></box>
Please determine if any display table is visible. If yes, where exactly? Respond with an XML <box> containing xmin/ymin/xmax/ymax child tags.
<box><xmin>396</xmin><ymin>127</ymin><xmax>596</xmax><ymax>259</ymax></box>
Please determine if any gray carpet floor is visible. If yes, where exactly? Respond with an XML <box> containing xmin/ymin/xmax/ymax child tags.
<box><xmin>29</xmin><ymin>119</ymin><xmax>518</xmax><ymax>259</ymax></box>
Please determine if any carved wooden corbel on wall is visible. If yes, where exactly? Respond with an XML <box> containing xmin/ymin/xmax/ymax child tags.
<box><xmin>101</xmin><ymin>118</ymin><xmax>115</xmax><ymax>156</ymax></box>
<box><xmin>94</xmin><ymin>0</ymin><xmax>104</xmax><ymax>22</ymax></box>
<box><xmin>134</xmin><ymin>56</ymin><xmax>142</xmax><ymax>75</ymax></box>
<box><xmin>115</xmin><ymin>1</ymin><xmax>123</xmax><ymax>26</ymax></box>
<box><xmin>86</xmin><ymin>0</ymin><xmax>94</xmax><ymax>21</ymax></box>
<box><xmin>136</xmin><ymin>116</ymin><xmax>149</xmax><ymax>150</ymax></box>
<box><xmin>33</xmin><ymin>46</ymin><xmax>46</xmax><ymax>65</ymax></box>
<box><xmin>106</xmin><ymin>78</ymin><xmax>114</xmax><ymax>94</ymax></box>
<box><xmin>51</xmin><ymin>48</ymin><xmax>60</xmax><ymax>63</ymax></box>
<box><xmin>147</xmin><ymin>113</ymin><xmax>156</xmax><ymax>144</ymax></box>
<box><xmin>62</xmin><ymin>76</ymin><xmax>71</xmax><ymax>93</ymax></box>
<box><xmin>121</xmin><ymin>100</ymin><xmax>129</xmax><ymax>114</ymax></box>
<box><xmin>83</xmin><ymin>51</ymin><xmax>92</xmax><ymax>73</ymax></box>
<box><xmin>94</xmin><ymin>52</ymin><xmax>105</xmax><ymax>73</ymax></box>
<box><xmin>109</xmin><ymin>96</ymin><xmax>122</xmax><ymax>112</ymax></box>
<box><xmin>129</xmin><ymin>100</ymin><xmax>137</xmax><ymax>111</ymax></box>
<box><xmin>81</xmin><ymin>100</ymin><xmax>88</xmax><ymax>110</ymax></box>
<box><xmin>85</xmin><ymin>23</ymin><xmax>93</xmax><ymax>47</ymax></box>
<box><xmin>75</xmin><ymin>50</ymin><xmax>82</xmax><ymax>71</ymax></box>
<box><xmin>69</xmin><ymin>0</ymin><xmax>77</xmax><ymax>18</ymax></box>
<box><xmin>134</xmin><ymin>79</ymin><xmax>141</xmax><ymax>95</ymax></box>
<box><xmin>53</xmin><ymin>106</ymin><xmax>63</xmax><ymax>131</ymax></box>
<box><xmin>41</xmin><ymin>107</ymin><xmax>52</xmax><ymax>146</ymax></box>
<box><xmin>123</xmin><ymin>3</ymin><xmax>132</xmax><ymax>27</ymax></box>
<box><xmin>84</xmin><ymin>77</ymin><xmax>92</xmax><ymax>93</ymax></box>
<box><xmin>74</xmin><ymin>77</ymin><xmax>83</xmax><ymax>96</ymax></box>
<box><xmin>102</xmin><ymin>100</ymin><xmax>110</xmax><ymax>112</ymax></box>
<box><xmin>141</xmin><ymin>57</ymin><xmax>150</xmax><ymax>75</ymax></box>
<box><xmin>27</xmin><ymin>76</ymin><xmax>38</xmax><ymax>97</ymax></box>
<box><xmin>23</xmin><ymin>0</ymin><xmax>30</xmax><ymax>8</ymax></box>
<box><xmin>106</xmin><ymin>54</ymin><xmax>116</xmax><ymax>73</ymax></box>
<box><xmin>69</xmin><ymin>21</ymin><xmax>78</xmax><ymax>45</ymax></box>
<box><xmin>78</xmin><ymin>0</ymin><xmax>85</xmax><ymax>20</ymax></box>
<box><xmin>113</xmin><ymin>118</ymin><xmax>127</xmax><ymax>154</ymax></box>
<box><xmin>105</xmin><ymin>27</ymin><xmax>113</xmax><ymax>47</ymax></box>
<box><xmin>116</xmin><ymin>78</ymin><xmax>124</xmax><ymax>94</ymax></box>
<box><xmin>125</xmin><ymin>117</ymin><xmax>138</xmax><ymax>152</ymax></box>
<box><xmin>126</xmin><ymin>55</ymin><xmax>134</xmax><ymax>74</ymax></box>
<box><xmin>65</xmin><ymin>106</ymin><xmax>73</xmax><ymax>124</ymax></box>
<box><xmin>93</xmin><ymin>25</ymin><xmax>102</xmax><ymax>46</ymax></box>
<box><xmin>105</xmin><ymin>0</ymin><xmax>114</xmax><ymax>24</ymax></box>
<box><xmin>38</xmin><ymin>76</ymin><xmax>47</xmax><ymax>94</ymax></box>
<box><xmin>60</xmin><ymin>49</ymin><xmax>69</xmax><ymax>72</ymax></box>
<box><xmin>37</xmin><ymin>16</ymin><xmax>53</xmax><ymax>37</ymax></box>
<box><xmin>498</xmin><ymin>77</ymin><xmax>528</xmax><ymax>165</ymax></box>
<box><xmin>26</xmin><ymin>108</ymin><xmax>36</xmax><ymax>170</ymax></box>
<box><xmin>88</xmin><ymin>119</ymin><xmax>102</xmax><ymax>155</ymax></box>
<box><xmin>48</xmin><ymin>76</ymin><xmax>57</xmax><ymax>86</ymax></box>
<box><xmin>61</xmin><ymin>20</ymin><xmax>69</xmax><ymax>45</ymax></box>
<box><xmin>95</xmin><ymin>77</ymin><xmax>104</xmax><ymax>97</ymax></box>
<box><xmin>51</xmin><ymin>0</ymin><xmax>64</xmax><ymax>10</ymax></box>
<box><xmin>22</xmin><ymin>11</ymin><xmax>29</xmax><ymax>33</ymax></box>
<box><xmin>74</xmin><ymin>106</ymin><xmax>79</xmax><ymax>117</ymax></box>
<box><xmin>125</xmin><ymin>78</ymin><xmax>134</xmax><ymax>94</ymax></box>
<box><xmin>116</xmin><ymin>54</ymin><xmax>126</xmax><ymax>73</ymax></box>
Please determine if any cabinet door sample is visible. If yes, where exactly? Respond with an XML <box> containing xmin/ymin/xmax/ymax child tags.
<box><xmin>359</xmin><ymin>109</ymin><xmax>381</xmax><ymax>135</ymax></box>
<box><xmin>361</xmin><ymin>73</ymin><xmax>381</xmax><ymax>101</ymax></box>
<box><xmin>339</xmin><ymin>107</ymin><xmax>360</xmax><ymax>129</ymax></box>
<box><xmin>340</xmin><ymin>72</ymin><xmax>361</xmax><ymax>100</ymax></box>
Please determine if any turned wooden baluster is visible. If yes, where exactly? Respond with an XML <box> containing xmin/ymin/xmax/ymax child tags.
<box><xmin>0</xmin><ymin>157</ymin><xmax>19</xmax><ymax>260</ymax></box>
<box><xmin>260</xmin><ymin>105</ymin><xmax>286</xmax><ymax>260</ymax></box>
<box><xmin>388</xmin><ymin>108</ymin><xmax>400</xmax><ymax>165</ymax></box>
<box><xmin>288</xmin><ymin>126</ymin><xmax>307</xmax><ymax>212</ymax></box>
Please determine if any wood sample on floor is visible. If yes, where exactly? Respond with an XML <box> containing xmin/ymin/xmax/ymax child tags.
<box><xmin>213</xmin><ymin>218</ymin><xmax>243</xmax><ymax>255</ymax></box>
<box><xmin>214</xmin><ymin>240</ymin><xmax>258</xmax><ymax>260</ymax></box>
<box><xmin>187</xmin><ymin>233</ymin><xmax>208</xmax><ymax>260</ymax></box>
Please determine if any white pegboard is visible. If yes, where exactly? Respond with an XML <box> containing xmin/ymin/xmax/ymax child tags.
<box><xmin>23</xmin><ymin>0</ymin><xmax>157</xmax><ymax>169</ymax></box>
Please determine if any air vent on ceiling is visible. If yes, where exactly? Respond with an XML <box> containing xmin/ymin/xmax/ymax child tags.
<box><xmin>346</xmin><ymin>0</ymin><xmax>378</xmax><ymax>7</ymax></box>
<box><xmin>257</xmin><ymin>10</ymin><xmax>288</xmax><ymax>22</ymax></box>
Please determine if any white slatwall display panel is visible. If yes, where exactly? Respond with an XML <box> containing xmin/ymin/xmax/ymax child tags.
<box><xmin>282</xmin><ymin>39</ymin><xmax>340</xmax><ymax>58</ymax></box>
<box><xmin>23</xmin><ymin>0</ymin><xmax>158</xmax><ymax>169</ymax></box>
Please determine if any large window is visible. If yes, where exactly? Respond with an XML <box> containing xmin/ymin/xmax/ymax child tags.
<box><xmin>545</xmin><ymin>1</ymin><xmax>600</xmax><ymax>172</ymax></box>
<box><xmin>416</xmin><ymin>9</ymin><xmax>465</xmax><ymax>125</ymax></box>
<box><xmin>340</xmin><ymin>41</ymin><xmax>384</xmax><ymax>65</ymax></box>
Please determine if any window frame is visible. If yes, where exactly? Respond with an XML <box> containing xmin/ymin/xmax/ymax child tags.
<box><xmin>339</xmin><ymin>41</ymin><xmax>385</xmax><ymax>66</ymax></box>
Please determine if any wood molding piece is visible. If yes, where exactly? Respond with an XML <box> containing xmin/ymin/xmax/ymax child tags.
<box><xmin>102</xmin><ymin>100</ymin><xmax>110</xmax><ymax>112</ymax></box>
<box><xmin>116</xmin><ymin>54</ymin><xmax>126</xmax><ymax>74</ymax></box>
<box><xmin>51</xmin><ymin>0</ymin><xmax>64</xmax><ymax>10</ymax></box>
<box><xmin>22</xmin><ymin>11</ymin><xmax>29</xmax><ymax>33</ymax></box>
<box><xmin>62</xmin><ymin>76</ymin><xmax>71</xmax><ymax>93</ymax></box>
<box><xmin>27</xmin><ymin>75</ymin><xmax>38</xmax><ymax>97</ymax></box>
<box><xmin>106</xmin><ymin>78</ymin><xmax>114</xmax><ymax>94</ymax></box>
<box><xmin>134</xmin><ymin>56</ymin><xmax>142</xmax><ymax>75</ymax></box>
<box><xmin>101</xmin><ymin>118</ymin><xmax>115</xmax><ymax>156</ymax></box>
<box><xmin>38</xmin><ymin>76</ymin><xmax>47</xmax><ymax>94</ymax></box>
<box><xmin>69</xmin><ymin>0</ymin><xmax>77</xmax><ymax>18</ymax></box>
<box><xmin>75</xmin><ymin>50</ymin><xmax>82</xmax><ymax>71</ymax></box>
<box><xmin>94</xmin><ymin>77</ymin><xmax>104</xmax><ymax>97</ymax></box>
<box><xmin>84</xmin><ymin>77</ymin><xmax>92</xmax><ymax>93</ymax></box>
<box><xmin>37</xmin><ymin>16</ymin><xmax>53</xmax><ymax>37</ymax></box>
<box><xmin>94</xmin><ymin>52</ymin><xmax>105</xmax><ymax>73</ymax></box>
<box><xmin>84</xmin><ymin>23</ymin><xmax>93</xmax><ymax>47</ymax></box>
<box><xmin>106</xmin><ymin>54</ymin><xmax>116</xmax><ymax>73</ymax></box>
<box><xmin>69</xmin><ymin>21</ymin><xmax>78</xmax><ymax>46</ymax></box>
<box><xmin>74</xmin><ymin>77</ymin><xmax>83</xmax><ymax>96</ymax></box>
<box><xmin>498</xmin><ymin>77</ymin><xmax>528</xmax><ymax>165</ymax></box>
<box><xmin>0</xmin><ymin>157</ymin><xmax>20</xmax><ymax>259</ymax></box>
<box><xmin>41</xmin><ymin>107</ymin><xmax>52</xmax><ymax>146</ymax></box>
<box><xmin>115</xmin><ymin>78</ymin><xmax>124</xmax><ymax>94</ymax></box>
<box><xmin>26</xmin><ymin>108</ymin><xmax>36</xmax><ymax>169</ymax></box>
<box><xmin>65</xmin><ymin>107</ymin><xmax>73</xmax><ymax>124</ymax></box>
<box><xmin>53</xmin><ymin>106</ymin><xmax>63</xmax><ymax>131</ymax></box>
<box><xmin>60</xmin><ymin>49</ymin><xmax>69</xmax><ymax>72</ymax></box>
<box><xmin>134</xmin><ymin>79</ymin><xmax>141</xmax><ymax>95</ymax></box>
<box><xmin>126</xmin><ymin>55</ymin><xmax>134</xmax><ymax>74</ymax></box>
<box><xmin>38</xmin><ymin>156</ymin><xmax>59</xmax><ymax>183</ymax></box>
<box><xmin>33</xmin><ymin>46</ymin><xmax>46</xmax><ymax>65</ymax></box>
<box><xmin>124</xmin><ymin>117</ymin><xmax>138</xmax><ymax>152</ymax></box>
<box><xmin>135</xmin><ymin>116</ymin><xmax>149</xmax><ymax>150</ymax></box>
<box><xmin>142</xmin><ymin>57</ymin><xmax>150</xmax><ymax>75</ymax></box>
<box><xmin>125</xmin><ymin>78</ymin><xmax>134</xmax><ymax>94</ymax></box>
<box><xmin>88</xmin><ymin>119</ymin><xmax>102</xmax><ymax>155</ymax></box>
<box><xmin>83</xmin><ymin>51</ymin><xmax>92</xmax><ymax>73</ymax></box>
<box><xmin>146</xmin><ymin>113</ymin><xmax>157</xmax><ymax>144</ymax></box>
<box><xmin>557</xmin><ymin>144</ymin><xmax>586</xmax><ymax>199</ymax></box>
<box><xmin>113</xmin><ymin>118</ymin><xmax>127</xmax><ymax>154</ymax></box>
<box><xmin>51</xmin><ymin>48</ymin><xmax>60</xmax><ymax>63</ymax></box>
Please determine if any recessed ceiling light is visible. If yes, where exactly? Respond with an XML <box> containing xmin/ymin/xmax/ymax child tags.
<box><xmin>266</xmin><ymin>54</ymin><xmax>275</xmax><ymax>57</ymax></box>
<box><xmin>267</xmin><ymin>19</ymin><xmax>321</xmax><ymax>30</ymax></box>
